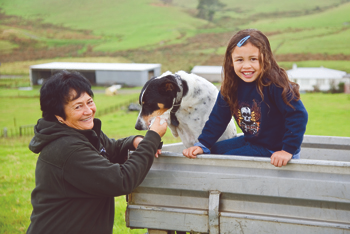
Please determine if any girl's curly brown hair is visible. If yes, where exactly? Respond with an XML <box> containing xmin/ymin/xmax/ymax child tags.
<box><xmin>221</xmin><ymin>29</ymin><xmax>300</xmax><ymax>112</ymax></box>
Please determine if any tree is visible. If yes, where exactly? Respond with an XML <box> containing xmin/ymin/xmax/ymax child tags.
<box><xmin>197</xmin><ymin>0</ymin><xmax>226</xmax><ymax>21</ymax></box>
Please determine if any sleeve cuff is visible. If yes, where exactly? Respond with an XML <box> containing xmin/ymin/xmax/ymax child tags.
<box><xmin>130</xmin><ymin>135</ymin><xmax>144</xmax><ymax>150</ymax></box>
<box><xmin>194</xmin><ymin>142</ymin><xmax>211</xmax><ymax>154</ymax></box>
<box><xmin>282</xmin><ymin>145</ymin><xmax>298</xmax><ymax>155</ymax></box>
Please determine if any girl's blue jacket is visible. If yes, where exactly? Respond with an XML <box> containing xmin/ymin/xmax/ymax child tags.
<box><xmin>198</xmin><ymin>79</ymin><xmax>308</xmax><ymax>155</ymax></box>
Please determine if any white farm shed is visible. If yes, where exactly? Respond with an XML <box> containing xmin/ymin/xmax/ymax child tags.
<box><xmin>287</xmin><ymin>64</ymin><xmax>347</xmax><ymax>92</ymax></box>
<box><xmin>30</xmin><ymin>62</ymin><xmax>161</xmax><ymax>87</ymax></box>
<box><xmin>191</xmin><ymin>65</ymin><xmax>222</xmax><ymax>82</ymax></box>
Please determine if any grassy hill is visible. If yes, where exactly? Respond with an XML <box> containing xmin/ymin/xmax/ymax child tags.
<box><xmin>0</xmin><ymin>0</ymin><xmax>350</xmax><ymax>73</ymax></box>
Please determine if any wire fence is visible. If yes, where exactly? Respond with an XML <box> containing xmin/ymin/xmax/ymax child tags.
<box><xmin>0</xmin><ymin>98</ymin><xmax>139</xmax><ymax>138</ymax></box>
<box><xmin>94</xmin><ymin>98</ymin><xmax>138</xmax><ymax>117</ymax></box>
<box><xmin>0</xmin><ymin>127</ymin><xmax>33</xmax><ymax>138</ymax></box>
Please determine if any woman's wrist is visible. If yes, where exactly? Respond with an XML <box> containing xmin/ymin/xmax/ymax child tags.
<box><xmin>133</xmin><ymin>136</ymin><xmax>144</xmax><ymax>149</ymax></box>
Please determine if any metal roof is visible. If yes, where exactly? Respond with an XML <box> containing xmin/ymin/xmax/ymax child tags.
<box><xmin>191</xmin><ymin>65</ymin><xmax>222</xmax><ymax>74</ymax></box>
<box><xmin>287</xmin><ymin>64</ymin><xmax>346</xmax><ymax>79</ymax></box>
<box><xmin>30</xmin><ymin>62</ymin><xmax>161</xmax><ymax>71</ymax></box>
<box><xmin>191</xmin><ymin>64</ymin><xmax>348</xmax><ymax>80</ymax></box>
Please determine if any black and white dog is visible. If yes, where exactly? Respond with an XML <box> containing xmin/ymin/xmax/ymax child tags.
<box><xmin>135</xmin><ymin>71</ymin><xmax>237</xmax><ymax>149</ymax></box>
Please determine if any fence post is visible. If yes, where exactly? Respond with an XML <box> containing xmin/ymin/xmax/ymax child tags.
<box><xmin>3</xmin><ymin>127</ymin><xmax>7</xmax><ymax>138</ymax></box>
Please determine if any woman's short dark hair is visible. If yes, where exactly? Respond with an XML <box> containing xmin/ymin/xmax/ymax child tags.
<box><xmin>40</xmin><ymin>70</ymin><xmax>94</xmax><ymax>121</ymax></box>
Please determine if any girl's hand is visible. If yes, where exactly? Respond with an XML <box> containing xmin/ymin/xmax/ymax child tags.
<box><xmin>270</xmin><ymin>150</ymin><xmax>292</xmax><ymax>167</ymax></box>
<box><xmin>182</xmin><ymin>146</ymin><xmax>203</xmax><ymax>159</ymax></box>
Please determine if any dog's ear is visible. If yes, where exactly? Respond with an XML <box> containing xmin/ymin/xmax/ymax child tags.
<box><xmin>158</xmin><ymin>76</ymin><xmax>181</xmax><ymax>96</ymax></box>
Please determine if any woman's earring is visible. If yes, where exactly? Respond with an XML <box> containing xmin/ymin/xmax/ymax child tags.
<box><xmin>58</xmin><ymin>120</ymin><xmax>64</xmax><ymax>124</ymax></box>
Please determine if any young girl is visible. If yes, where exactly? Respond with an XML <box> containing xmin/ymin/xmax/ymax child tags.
<box><xmin>183</xmin><ymin>29</ymin><xmax>308</xmax><ymax>167</ymax></box>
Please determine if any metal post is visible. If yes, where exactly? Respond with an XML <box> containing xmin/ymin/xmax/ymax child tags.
<box><xmin>208</xmin><ymin>190</ymin><xmax>221</xmax><ymax>234</ymax></box>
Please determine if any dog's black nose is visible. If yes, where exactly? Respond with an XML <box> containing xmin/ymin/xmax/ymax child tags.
<box><xmin>135</xmin><ymin>120</ymin><xmax>146</xmax><ymax>130</ymax></box>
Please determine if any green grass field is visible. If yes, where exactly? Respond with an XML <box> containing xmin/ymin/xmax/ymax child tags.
<box><xmin>1</xmin><ymin>0</ymin><xmax>349</xmax><ymax>55</ymax></box>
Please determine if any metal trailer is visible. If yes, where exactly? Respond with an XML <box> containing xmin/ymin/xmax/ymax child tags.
<box><xmin>125</xmin><ymin>135</ymin><xmax>350</xmax><ymax>234</ymax></box>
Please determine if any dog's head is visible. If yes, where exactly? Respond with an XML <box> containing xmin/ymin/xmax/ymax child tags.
<box><xmin>135</xmin><ymin>72</ymin><xmax>183</xmax><ymax>130</ymax></box>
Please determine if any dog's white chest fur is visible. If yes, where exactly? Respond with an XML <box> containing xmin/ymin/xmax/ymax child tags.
<box><xmin>167</xmin><ymin>71</ymin><xmax>237</xmax><ymax>148</ymax></box>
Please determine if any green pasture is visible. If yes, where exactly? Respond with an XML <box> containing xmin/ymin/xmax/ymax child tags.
<box><xmin>2</xmin><ymin>0</ymin><xmax>346</xmax><ymax>30</ymax></box>
<box><xmin>246</xmin><ymin>2</ymin><xmax>350</xmax><ymax>31</ymax></box>
<box><xmin>217</xmin><ymin>0</ymin><xmax>347</xmax><ymax>18</ymax></box>
<box><xmin>1</xmin><ymin>0</ymin><xmax>350</xmax><ymax>54</ymax></box>
<box><xmin>0</xmin><ymin>0</ymin><xmax>207</xmax><ymax>51</ymax></box>
<box><xmin>245</xmin><ymin>2</ymin><xmax>350</xmax><ymax>55</ymax></box>
<box><xmin>0</xmin><ymin>40</ymin><xmax>18</xmax><ymax>53</ymax></box>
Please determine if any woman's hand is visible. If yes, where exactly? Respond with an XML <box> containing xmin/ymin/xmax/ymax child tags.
<box><xmin>149</xmin><ymin>116</ymin><xmax>167</xmax><ymax>137</ymax></box>
<box><xmin>182</xmin><ymin>146</ymin><xmax>203</xmax><ymax>159</ymax></box>
<box><xmin>270</xmin><ymin>150</ymin><xmax>292</xmax><ymax>167</ymax></box>
<box><xmin>133</xmin><ymin>136</ymin><xmax>163</xmax><ymax>158</ymax></box>
<box><xmin>154</xmin><ymin>149</ymin><xmax>162</xmax><ymax>158</ymax></box>
<box><xmin>133</xmin><ymin>136</ymin><xmax>143</xmax><ymax>149</ymax></box>
<box><xmin>149</xmin><ymin>117</ymin><xmax>167</xmax><ymax>158</ymax></box>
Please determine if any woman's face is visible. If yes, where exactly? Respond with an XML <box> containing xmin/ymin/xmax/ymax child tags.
<box><xmin>58</xmin><ymin>91</ymin><xmax>96</xmax><ymax>130</ymax></box>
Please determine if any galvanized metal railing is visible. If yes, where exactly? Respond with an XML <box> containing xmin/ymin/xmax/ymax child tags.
<box><xmin>126</xmin><ymin>135</ymin><xmax>350</xmax><ymax>234</ymax></box>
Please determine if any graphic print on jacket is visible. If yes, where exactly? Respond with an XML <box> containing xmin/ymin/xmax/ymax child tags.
<box><xmin>234</xmin><ymin>99</ymin><xmax>261</xmax><ymax>135</ymax></box>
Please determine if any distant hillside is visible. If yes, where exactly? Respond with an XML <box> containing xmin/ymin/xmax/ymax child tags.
<box><xmin>0</xmin><ymin>0</ymin><xmax>349</xmax><ymax>72</ymax></box>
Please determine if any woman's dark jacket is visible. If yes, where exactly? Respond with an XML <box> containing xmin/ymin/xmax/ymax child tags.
<box><xmin>26</xmin><ymin>118</ymin><xmax>160</xmax><ymax>234</ymax></box>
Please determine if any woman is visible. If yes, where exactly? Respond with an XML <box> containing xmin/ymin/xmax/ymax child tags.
<box><xmin>26</xmin><ymin>70</ymin><xmax>167</xmax><ymax>234</ymax></box>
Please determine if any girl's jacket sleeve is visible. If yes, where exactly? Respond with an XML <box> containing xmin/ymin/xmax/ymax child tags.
<box><xmin>270</xmin><ymin>85</ymin><xmax>308</xmax><ymax>155</ymax></box>
<box><xmin>198</xmin><ymin>91</ymin><xmax>233</xmax><ymax>149</ymax></box>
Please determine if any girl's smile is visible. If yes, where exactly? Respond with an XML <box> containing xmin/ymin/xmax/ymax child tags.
<box><xmin>231</xmin><ymin>42</ymin><xmax>262</xmax><ymax>83</ymax></box>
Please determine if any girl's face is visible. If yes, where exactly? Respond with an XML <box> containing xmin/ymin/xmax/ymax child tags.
<box><xmin>231</xmin><ymin>42</ymin><xmax>262</xmax><ymax>83</ymax></box>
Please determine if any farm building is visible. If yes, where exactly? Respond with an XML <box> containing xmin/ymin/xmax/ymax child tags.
<box><xmin>30</xmin><ymin>62</ymin><xmax>161</xmax><ymax>87</ymax></box>
<box><xmin>287</xmin><ymin>64</ymin><xmax>347</xmax><ymax>92</ymax></box>
<box><xmin>191</xmin><ymin>65</ymin><xmax>222</xmax><ymax>82</ymax></box>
